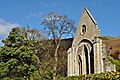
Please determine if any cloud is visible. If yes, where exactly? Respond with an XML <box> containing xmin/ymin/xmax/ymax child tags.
<box><xmin>40</xmin><ymin>2</ymin><xmax>48</xmax><ymax>8</ymax></box>
<box><xmin>90</xmin><ymin>0</ymin><xmax>102</xmax><ymax>6</ymax></box>
<box><xmin>40</xmin><ymin>1</ymin><xmax>58</xmax><ymax>7</ymax></box>
<box><xmin>26</xmin><ymin>2</ymin><xmax>58</xmax><ymax>18</ymax></box>
<box><xmin>39</xmin><ymin>1</ymin><xmax>58</xmax><ymax>8</ymax></box>
<box><xmin>51</xmin><ymin>2</ymin><xmax>58</xmax><ymax>7</ymax></box>
<box><xmin>0</xmin><ymin>40</ymin><xmax>3</xmax><ymax>46</ymax></box>
<box><xmin>0</xmin><ymin>19</ymin><xmax>19</xmax><ymax>36</ymax></box>
<box><xmin>0</xmin><ymin>19</ymin><xmax>20</xmax><ymax>46</ymax></box>
<box><xmin>26</xmin><ymin>12</ymin><xmax>43</xmax><ymax>18</ymax></box>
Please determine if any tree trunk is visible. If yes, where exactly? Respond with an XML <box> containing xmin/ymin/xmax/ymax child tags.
<box><xmin>53</xmin><ymin>40</ymin><xmax>61</xmax><ymax>80</ymax></box>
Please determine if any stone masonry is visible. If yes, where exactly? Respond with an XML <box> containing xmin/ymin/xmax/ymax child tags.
<box><xmin>67</xmin><ymin>8</ymin><xmax>116</xmax><ymax>76</ymax></box>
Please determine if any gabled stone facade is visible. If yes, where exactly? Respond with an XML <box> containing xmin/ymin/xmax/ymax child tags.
<box><xmin>67</xmin><ymin>8</ymin><xmax>116</xmax><ymax>76</ymax></box>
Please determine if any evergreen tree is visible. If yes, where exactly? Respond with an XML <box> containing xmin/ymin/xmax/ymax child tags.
<box><xmin>0</xmin><ymin>27</ymin><xmax>41</xmax><ymax>80</ymax></box>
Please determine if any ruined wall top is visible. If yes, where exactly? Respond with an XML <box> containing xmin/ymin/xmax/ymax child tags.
<box><xmin>72</xmin><ymin>8</ymin><xmax>100</xmax><ymax>47</ymax></box>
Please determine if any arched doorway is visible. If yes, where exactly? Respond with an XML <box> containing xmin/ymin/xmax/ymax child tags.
<box><xmin>78</xmin><ymin>55</ymin><xmax>82</xmax><ymax>75</ymax></box>
<box><xmin>90</xmin><ymin>49</ymin><xmax>94</xmax><ymax>74</ymax></box>
<box><xmin>84</xmin><ymin>45</ymin><xmax>89</xmax><ymax>74</ymax></box>
<box><xmin>78</xmin><ymin>39</ymin><xmax>94</xmax><ymax>75</ymax></box>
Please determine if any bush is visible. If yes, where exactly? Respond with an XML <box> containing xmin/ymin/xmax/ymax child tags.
<box><xmin>58</xmin><ymin>72</ymin><xmax>120</xmax><ymax>80</ymax></box>
<box><xmin>108</xmin><ymin>55</ymin><xmax>120</xmax><ymax>71</ymax></box>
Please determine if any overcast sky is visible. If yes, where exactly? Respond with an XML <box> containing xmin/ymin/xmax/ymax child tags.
<box><xmin>0</xmin><ymin>0</ymin><xmax>120</xmax><ymax>45</ymax></box>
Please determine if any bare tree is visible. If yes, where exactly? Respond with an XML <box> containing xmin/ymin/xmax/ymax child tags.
<box><xmin>41</xmin><ymin>12</ymin><xmax>76</xmax><ymax>80</ymax></box>
<box><xmin>22</xmin><ymin>26</ymin><xmax>47</xmax><ymax>41</ymax></box>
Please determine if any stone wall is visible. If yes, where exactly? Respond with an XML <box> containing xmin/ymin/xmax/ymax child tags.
<box><xmin>67</xmin><ymin>8</ymin><xmax>116</xmax><ymax>76</ymax></box>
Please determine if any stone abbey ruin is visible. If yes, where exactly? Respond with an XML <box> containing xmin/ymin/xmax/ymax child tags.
<box><xmin>67</xmin><ymin>8</ymin><xmax>116</xmax><ymax>76</ymax></box>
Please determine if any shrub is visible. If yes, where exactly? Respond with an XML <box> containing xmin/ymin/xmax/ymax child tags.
<box><xmin>58</xmin><ymin>72</ymin><xmax>120</xmax><ymax>80</ymax></box>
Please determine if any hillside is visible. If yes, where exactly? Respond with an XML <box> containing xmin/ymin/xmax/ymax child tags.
<box><xmin>103</xmin><ymin>39</ymin><xmax>120</xmax><ymax>59</ymax></box>
<box><xmin>61</xmin><ymin>36</ymin><xmax>120</xmax><ymax>60</ymax></box>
